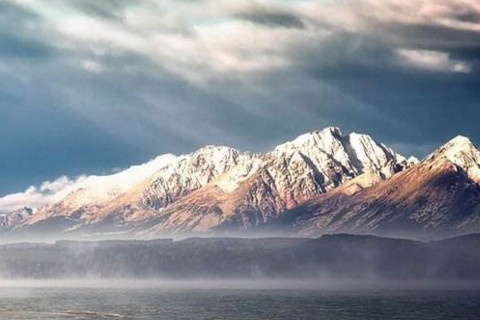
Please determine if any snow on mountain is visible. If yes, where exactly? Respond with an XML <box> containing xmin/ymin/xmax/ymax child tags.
<box><xmin>424</xmin><ymin>135</ymin><xmax>480</xmax><ymax>182</ymax></box>
<box><xmin>26</xmin><ymin>154</ymin><xmax>178</xmax><ymax>223</ymax></box>
<box><xmin>0</xmin><ymin>207</ymin><xmax>33</xmax><ymax>229</ymax></box>
<box><xmin>24</xmin><ymin>145</ymin><xmax>254</xmax><ymax>226</ymax></box>
<box><xmin>63</xmin><ymin>154</ymin><xmax>178</xmax><ymax>206</ymax></box>
<box><xmin>215</xmin><ymin>158</ymin><xmax>264</xmax><ymax>193</ymax></box>
<box><xmin>141</xmin><ymin>146</ymin><xmax>253</xmax><ymax>210</ymax></box>
<box><xmin>261</xmin><ymin>127</ymin><xmax>411</xmax><ymax>202</ymax></box>
<box><xmin>10</xmin><ymin>126</ymin><xmax>416</xmax><ymax>237</ymax></box>
<box><xmin>138</xmin><ymin>127</ymin><xmax>412</xmax><ymax>234</ymax></box>
<box><xmin>272</xmin><ymin>127</ymin><xmax>407</xmax><ymax>188</ymax></box>
<box><xmin>277</xmin><ymin>135</ymin><xmax>480</xmax><ymax>239</ymax></box>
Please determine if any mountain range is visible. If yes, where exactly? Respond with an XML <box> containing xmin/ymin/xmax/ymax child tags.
<box><xmin>3</xmin><ymin>126</ymin><xmax>480</xmax><ymax>241</ymax></box>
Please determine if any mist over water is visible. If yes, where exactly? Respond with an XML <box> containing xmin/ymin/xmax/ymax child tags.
<box><xmin>3</xmin><ymin>278</ymin><xmax>480</xmax><ymax>291</ymax></box>
<box><xmin>1</xmin><ymin>234</ymin><xmax>480</xmax><ymax>319</ymax></box>
<box><xmin>1</xmin><ymin>234</ymin><xmax>480</xmax><ymax>281</ymax></box>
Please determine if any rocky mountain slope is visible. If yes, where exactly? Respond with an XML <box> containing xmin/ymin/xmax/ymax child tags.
<box><xmin>7</xmin><ymin>127</ymin><xmax>412</xmax><ymax>239</ymax></box>
<box><xmin>8</xmin><ymin>127</ymin><xmax>480</xmax><ymax>240</ymax></box>
<box><xmin>0</xmin><ymin>207</ymin><xmax>33</xmax><ymax>229</ymax></box>
<box><xmin>27</xmin><ymin>154</ymin><xmax>178</xmax><ymax>224</ymax></box>
<box><xmin>273</xmin><ymin>135</ymin><xmax>480</xmax><ymax>239</ymax></box>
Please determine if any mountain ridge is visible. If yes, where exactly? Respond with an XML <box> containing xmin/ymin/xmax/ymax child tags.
<box><xmin>4</xmin><ymin>127</ymin><xmax>480</xmax><ymax>241</ymax></box>
<box><xmin>272</xmin><ymin>135</ymin><xmax>480</xmax><ymax>239</ymax></box>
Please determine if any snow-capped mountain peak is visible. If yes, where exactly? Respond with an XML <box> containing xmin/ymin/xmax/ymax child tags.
<box><xmin>346</xmin><ymin>132</ymin><xmax>405</xmax><ymax>170</ymax></box>
<box><xmin>406</xmin><ymin>156</ymin><xmax>420</xmax><ymax>166</ymax></box>
<box><xmin>274</xmin><ymin>126</ymin><xmax>343</xmax><ymax>154</ymax></box>
<box><xmin>427</xmin><ymin>135</ymin><xmax>479</xmax><ymax>161</ymax></box>
<box><xmin>141</xmin><ymin>145</ymin><xmax>254</xmax><ymax>209</ymax></box>
<box><xmin>426</xmin><ymin>135</ymin><xmax>480</xmax><ymax>182</ymax></box>
<box><xmin>0</xmin><ymin>207</ymin><xmax>33</xmax><ymax>228</ymax></box>
<box><xmin>272</xmin><ymin>127</ymin><xmax>407</xmax><ymax>185</ymax></box>
<box><xmin>438</xmin><ymin>135</ymin><xmax>476</xmax><ymax>155</ymax></box>
<box><xmin>8</xmin><ymin>126</ymin><xmax>417</xmax><ymax>235</ymax></box>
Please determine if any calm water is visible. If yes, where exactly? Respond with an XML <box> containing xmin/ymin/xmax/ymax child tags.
<box><xmin>0</xmin><ymin>282</ymin><xmax>479</xmax><ymax>320</ymax></box>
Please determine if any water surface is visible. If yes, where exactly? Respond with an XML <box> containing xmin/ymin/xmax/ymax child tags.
<box><xmin>0</xmin><ymin>281</ymin><xmax>479</xmax><ymax>319</ymax></box>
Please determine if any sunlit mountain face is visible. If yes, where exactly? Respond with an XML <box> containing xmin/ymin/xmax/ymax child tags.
<box><xmin>1</xmin><ymin>126</ymin><xmax>480</xmax><ymax>242</ymax></box>
<box><xmin>0</xmin><ymin>127</ymin><xmax>410</xmax><ymax>239</ymax></box>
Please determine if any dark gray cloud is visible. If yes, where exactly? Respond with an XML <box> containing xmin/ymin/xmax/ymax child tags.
<box><xmin>452</xmin><ymin>11</ymin><xmax>480</xmax><ymax>24</ymax></box>
<box><xmin>0</xmin><ymin>2</ymin><xmax>55</xmax><ymax>59</ymax></box>
<box><xmin>66</xmin><ymin>0</ymin><xmax>137</xmax><ymax>21</ymax></box>
<box><xmin>288</xmin><ymin>38</ymin><xmax>474</xmax><ymax>150</ymax></box>
<box><xmin>235</xmin><ymin>10</ymin><xmax>305</xmax><ymax>28</ymax></box>
<box><xmin>0</xmin><ymin>2</ymin><xmax>38</xmax><ymax>22</ymax></box>
<box><xmin>0</xmin><ymin>33</ymin><xmax>55</xmax><ymax>59</ymax></box>
<box><xmin>1</xmin><ymin>0</ymin><xmax>480</xmax><ymax>197</ymax></box>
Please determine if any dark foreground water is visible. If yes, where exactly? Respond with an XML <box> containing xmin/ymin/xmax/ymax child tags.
<box><xmin>0</xmin><ymin>281</ymin><xmax>479</xmax><ymax>320</ymax></box>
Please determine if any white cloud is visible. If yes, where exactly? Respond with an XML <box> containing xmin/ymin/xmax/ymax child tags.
<box><xmin>0</xmin><ymin>154</ymin><xmax>177</xmax><ymax>214</ymax></box>
<box><xmin>397</xmin><ymin>49</ymin><xmax>471</xmax><ymax>73</ymax></box>
<box><xmin>81</xmin><ymin>60</ymin><xmax>104</xmax><ymax>73</ymax></box>
<box><xmin>0</xmin><ymin>176</ymin><xmax>80</xmax><ymax>213</ymax></box>
<box><xmin>1</xmin><ymin>0</ymin><xmax>478</xmax><ymax>177</ymax></box>
<box><xmin>8</xmin><ymin>0</ymin><xmax>479</xmax><ymax>84</ymax></box>
<box><xmin>39</xmin><ymin>175</ymin><xmax>80</xmax><ymax>193</ymax></box>
<box><xmin>27</xmin><ymin>2</ymin><xmax>480</xmax><ymax>72</ymax></box>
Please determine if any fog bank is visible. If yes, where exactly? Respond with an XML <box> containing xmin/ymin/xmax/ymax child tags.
<box><xmin>1</xmin><ymin>234</ymin><xmax>480</xmax><ymax>282</ymax></box>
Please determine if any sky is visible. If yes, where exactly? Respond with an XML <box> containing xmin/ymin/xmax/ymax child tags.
<box><xmin>1</xmin><ymin>0</ymin><xmax>480</xmax><ymax>201</ymax></box>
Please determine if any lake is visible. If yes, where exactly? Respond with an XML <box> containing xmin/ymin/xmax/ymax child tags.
<box><xmin>0</xmin><ymin>280</ymin><xmax>479</xmax><ymax>319</ymax></box>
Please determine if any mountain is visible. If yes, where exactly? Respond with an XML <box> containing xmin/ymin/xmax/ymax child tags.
<box><xmin>7</xmin><ymin>126</ymin><xmax>411</xmax><ymax>240</ymax></box>
<box><xmin>0</xmin><ymin>207</ymin><xmax>33</xmax><ymax>229</ymax></box>
<box><xmin>140</xmin><ymin>127</ymin><xmax>411</xmax><ymax>235</ymax></box>
<box><xmin>274</xmin><ymin>135</ymin><xmax>480</xmax><ymax>239</ymax></box>
<box><xmin>26</xmin><ymin>154</ymin><xmax>178</xmax><ymax>224</ymax></box>
<box><xmin>9</xmin><ymin>128</ymin><xmax>480</xmax><ymax>241</ymax></box>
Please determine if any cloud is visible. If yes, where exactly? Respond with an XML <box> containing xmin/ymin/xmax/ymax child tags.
<box><xmin>0</xmin><ymin>33</ymin><xmax>53</xmax><ymax>59</ymax></box>
<box><xmin>39</xmin><ymin>176</ymin><xmax>80</xmax><ymax>193</ymax></box>
<box><xmin>0</xmin><ymin>154</ymin><xmax>176</xmax><ymax>213</ymax></box>
<box><xmin>1</xmin><ymin>0</ymin><xmax>480</xmax><ymax>198</ymax></box>
<box><xmin>0</xmin><ymin>176</ymin><xmax>80</xmax><ymax>213</ymax></box>
<box><xmin>81</xmin><ymin>59</ymin><xmax>104</xmax><ymax>73</ymax></box>
<box><xmin>0</xmin><ymin>2</ymin><xmax>54</xmax><ymax>60</ymax></box>
<box><xmin>397</xmin><ymin>49</ymin><xmax>471</xmax><ymax>73</ymax></box>
<box><xmin>234</xmin><ymin>8</ymin><xmax>305</xmax><ymax>29</ymax></box>
<box><xmin>8</xmin><ymin>0</ymin><xmax>480</xmax><ymax>83</ymax></box>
